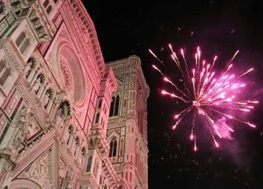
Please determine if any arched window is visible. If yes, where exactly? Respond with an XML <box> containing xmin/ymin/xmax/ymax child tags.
<box><xmin>0</xmin><ymin>1</ymin><xmax>5</xmax><ymax>15</ymax></box>
<box><xmin>0</xmin><ymin>60</ymin><xmax>5</xmax><ymax>73</ymax></box>
<box><xmin>35</xmin><ymin>26</ymin><xmax>45</xmax><ymax>35</ymax></box>
<box><xmin>95</xmin><ymin>113</ymin><xmax>100</xmax><ymax>123</ymax></box>
<box><xmin>46</xmin><ymin>5</ymin><xmax>52</xmax><ymax>14</ymax></box>
<box><xmin>109</xmin><ymin>95</ymin><xmax>120</xmax><ymax>117</ymax></box>
<box><xmin>114</xmin><ymin>96</ymin><xmax>120</xmax><ymax>116</ymax></box>
<box><xmin>89</xmin><ymin>138</ymin><xmax>94</xmax><ymax>148</ymax></box>
<box><xmin>119</xmin><ymin>138</ymin><xmax>124</xmax><ymax>156</ymax></box>
<box><xmin>109</xmin><ymin>96</ymin><xmax>115</xmax><ymax>116</ymax></box>
<box><xmin>10</xmin><ymin>2</ymin><xmax>30</xmax><ymax>17</ymax></box>
<box><xmin>43</xmin><ymin>0</ymin><xmax>52</xmax><ymax>14</ymax></box>
<box><xmin>0</xmin><ymin>60</ymin><xmax>11</xmax><ymax>86</ymax></box>
<box><xmin>109</xmin><ymin>138</ymin><xmax>117</xmax><ymax>157</ymax></box>
<box><xmin>20</xmin><ymin>38</ymin><xmax>30</xmax><ymax>54</ymax></box>
<box><xmin>98</xmin><ymin>99</ymin><xmax>102</xmax><ymax>109</ymax></box>
<box><xmin>43</xmin><ymin>0</ymin><xmax>49</xmax><ymax>8</ymax></box>
<box><xmin>15</xmin><ymin>32</ymin><xmax>26</xmax><ymax>47</ymax></box>
<box><xmin>86</xmin><ymin>155</ymin><xmax>92</xmax><ymax>172</ymax></box>
<box><xmin>15</xmin><ymin>32</ymin><xmax>30</xmax><ymax>54</ymax></box>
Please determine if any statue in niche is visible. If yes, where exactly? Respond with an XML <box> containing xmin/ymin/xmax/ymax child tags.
<box><xmin>24</xmin><ymin>58</ymin><xmax>35</xmax><ymax>78</ymax></box>
<box><xmin>10</xmin><ymin>130</ymin><xmax>25</xmax><ymax>157</ymax></box>
<box><xmin>67</xmin><ymin>174</ymin><xmax>74</xmax><ymax>189</ymax></box>
<box><xmin>12</xmin><ymin>105</ymin><xmax>27</xmax><ymax>125</ymax></box>
<box><xmin>32</xmin><ymin>75</ymin><xmax>42</xmax><ymax>94</ymax></box>
<box><xmin>54</xmin><ymin>101</ymin><xmax>70</xmax><ymax>128</ymax></box>
<box><xmin>43</xmin><ymin>90</ymin><xmax>51</xmax><ymax>109</ymax></box>
<box><xmin>80</xmin><ymin>148</ymin><xmax>86</xmax><ymax>164</ymax></box>
<box><xmin>54</xmin><ymin>107</ymin><xmax>64</xmax><ymax>128</ymax></box>
<box><xmin>16</xmin><ymin>105</ymin><xmax>30</xmax><ymax>139</ymax></box>
<box><xmin>58</xmin><ymin>161</ymin><xmax>67</xmax><ymax>187</ymax></box>
<box><xmin>63</xmin><ymin>126</ymin><xmax>70</xmax><ymax>144</ymax></box>
<box><xmin>21</xmin><ymin>112</ymin><xmax>38</xmax><ymax>139</ymax></box>
<box><xmin>61</xmin><ymin>171</ymin><xmax>74</xmax><ymax>189</ymax></box>
<box><xmin>71</xmin><ymin>139</ymin><xmax>76</xmax><ymax>153</ymax></box>
<box><xmin>64</xmin><ymin>125</ymin><xmax>74</xmax><ymax>146</ymax></box>
<box><xmin>60</xmin><ymin>101</ymin><xmax>70</xmax><ymax>117</ymax></box>
<box><xmin>16</xmin><ymin>106</ymin><xmax>39</xmax><ymax>139</ymax></box>
<box><xmin>72</xmin><ymin>137</ymin><xmax>79</xmax><ymax>156</ymax></box>
<box><xmin>54</xmin><ymin>91</ymin><xmax>65</xmax><ymax>104</ymax></box>
<box><xmin>8</xmin><ymin>105</ymin><xmax>28</xmax><ymax>156</ymax></box>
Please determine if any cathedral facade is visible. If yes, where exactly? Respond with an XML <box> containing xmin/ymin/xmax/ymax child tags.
<box><xmin>0</xmin><ymin>0</ymin><xmax>149</xmax><ymax>189</ymax></box>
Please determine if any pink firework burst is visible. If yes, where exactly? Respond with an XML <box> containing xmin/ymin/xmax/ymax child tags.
<box><xmin>149</xmin><ymin>45</ymin><xmax>258</xmax><ymax>151</ymax></box>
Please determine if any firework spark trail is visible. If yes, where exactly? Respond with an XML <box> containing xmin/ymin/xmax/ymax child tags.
<box><xmin>168</xmin><ymin>44</ymin><xmax>194</xmax><ymax>96</ymax></box>
<box><xmin>152</xmin><ymin>64</ymin><xmax>190</xmax><ymax>101</ymax></box>
<box><xmin>149</xmin><ymin>49</ymin><xmax>165</xmax><ymax>66</ymax></box>
<box><xmin>238</xmin><ymin>68</ymin><xmax>254</xmax><ymax>78</ymax></box>
<box><xmin>149</xmin><ymin>45</ymin><xmax>258</xmax><ymax>151</ymax></box>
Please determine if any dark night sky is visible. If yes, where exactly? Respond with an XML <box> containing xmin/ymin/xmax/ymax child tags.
<box><xmin>83</xmin><ymin>1</ymin><xmax>263</xmax><ymax>188</ymax></box>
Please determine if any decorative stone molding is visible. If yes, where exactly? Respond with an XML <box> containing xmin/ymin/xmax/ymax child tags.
<box><xmin>0</xmin><ymin>150</ymin><xmax>16</xmax><ymax>172</ymax></box>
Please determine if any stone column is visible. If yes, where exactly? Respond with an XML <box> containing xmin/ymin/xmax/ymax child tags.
<box><xmin>27</xmin><ymin>67</ymin><xmax>38</xmax><ymax>84</ymax></box>
<box><xmin>29</xmin><ymin>68</ymin><xmax>40</xmax><ymax>87</ymax></box>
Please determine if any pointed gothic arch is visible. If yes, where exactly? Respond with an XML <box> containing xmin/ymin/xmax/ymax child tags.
<box><xmin>109</xmin><ymin>95</ymin><xmax>120</xmax><ymax>117</ymax></box>
<box><xmin>10</xmin><ymin>178</ymin><xmax>42</xmax><ymax>189</ymax></box>
<box><xmin>109</xmin><ymin>137</ymin><xmax>117</xmax><ymax>157</ymax></box>
<box><xmin>86</xmin><ymin>155</ymin><xmax>92</xmax><ymax>172</ymax></box>
<box><xmin>58</xmin><ymin>100</ymin><xmax>71</xmax><ymax>119</ymax></box>
<box><xmin>95</xmin><ymin>112</ymin><xmax>100</xmax><ymax>123</ymax></box>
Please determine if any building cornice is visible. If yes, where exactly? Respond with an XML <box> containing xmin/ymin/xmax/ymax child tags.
<box><xmin>68</xmin><ymin>0</ymin><xmax>105</xmax><ymax>79</ymax></box>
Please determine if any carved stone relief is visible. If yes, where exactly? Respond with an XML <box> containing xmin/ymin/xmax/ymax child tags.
<box><xmin>15</xmin><ymin>149</ymin><xmax>52</xmax><ymax>189</ymax></box>
<box><xmin>9</xmin><ymin>106</ymin><xmax>42</xmax><ymax>158</ymax></box>
<box><xmin>58</xmin><ymin>159</ymin><xmax>67</xmax><ymax>187</ymax></box>
<box><xmin>61</xmin><ymin>170</ymin><xmax>75</xmax><ymax>189</ymax></box>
